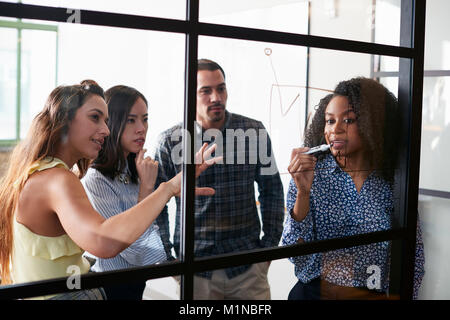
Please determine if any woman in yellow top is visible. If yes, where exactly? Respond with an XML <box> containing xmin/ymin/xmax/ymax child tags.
<box><xmin>0</xmin><ymin>80</ymin><xmax>217</xmax><ymax>299</ymax></box>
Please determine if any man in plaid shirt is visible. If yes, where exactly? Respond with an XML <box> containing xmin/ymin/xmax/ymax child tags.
<box><xmin>153</xmin><ymin>59</ymin><xmax>284</xmax><ymax>299</ymax></box>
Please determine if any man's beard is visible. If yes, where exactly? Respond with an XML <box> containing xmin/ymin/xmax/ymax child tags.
<box><xmin>208</xmin><ymin>104</ymin><xmax>225</xmax><ymax>122</ymax></box>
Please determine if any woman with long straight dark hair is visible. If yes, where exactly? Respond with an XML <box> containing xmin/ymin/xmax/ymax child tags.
<box><xmin>81</xmin><ymin>85</ymin><xmax>165</xmax><ymax>300</ymax></box>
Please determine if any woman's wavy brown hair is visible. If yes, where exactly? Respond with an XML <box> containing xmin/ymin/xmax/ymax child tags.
<box><xmin>304</xmin><ymin>77</ymin><xmax>400</xmax><ymax>184</ymax></box>
<box><xmin>0</xmin><ymin>80</ymin><xmax>104</xmax><ymax>284</ymax></box>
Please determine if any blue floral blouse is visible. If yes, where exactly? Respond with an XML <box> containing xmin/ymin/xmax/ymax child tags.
<box><xmin>282</xmin><ymin>153</ymin><xmax>425</xmax><ymax>299</ymax></box>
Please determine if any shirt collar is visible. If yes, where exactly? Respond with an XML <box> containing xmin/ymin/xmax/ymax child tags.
<box><xmin>321</xmin><ymin>153</ymin><xmax>379</xmax><ymax>182</ymax></box>
<box><xmin>320</xmin><ymin>153</ymin><xmax>341</xmax><ymax>175</ymax></box>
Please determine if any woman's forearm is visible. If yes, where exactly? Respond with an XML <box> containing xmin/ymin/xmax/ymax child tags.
<box><xmin>95</xmin><ymin>182</ymin><xmax>173</xmax><ymax>258</ymax></box>
<box><xmin>137</xmin><ymin>182</ymin><xmax>154</xmax><ymax>203</ymax></box>
<box><xmin>291</xmin><ymin>190</ymin><xmax>310</xmax><ymax>222</ymax></box>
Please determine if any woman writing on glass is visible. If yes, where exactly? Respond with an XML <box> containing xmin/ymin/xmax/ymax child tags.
<box><xmin>282</xmin><ymin>77</ymin><xmax>424</xmax><ymax>300</ymax></box>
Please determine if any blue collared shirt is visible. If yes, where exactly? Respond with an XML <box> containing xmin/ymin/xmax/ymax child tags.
<box><xmin>282</xmin><ymin>153</ymin><xmax>424</xmax><ymax>298</ymax></box>
<box><xmin>81</xmin><ymin>166</ymin><xmax>167</xmax><ymax>271</ymax></box>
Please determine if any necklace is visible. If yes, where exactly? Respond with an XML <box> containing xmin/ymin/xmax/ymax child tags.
<box><xmin>118</xmin><ymin>173</ymin><xmax>130</xmax><ymax>184</ymax></box>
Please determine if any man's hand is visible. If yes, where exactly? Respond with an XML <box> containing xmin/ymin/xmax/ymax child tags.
<box><xmin>167</xmin><ymin>143</ymin><xmax>222</xmax><ymax>197</ymax></box>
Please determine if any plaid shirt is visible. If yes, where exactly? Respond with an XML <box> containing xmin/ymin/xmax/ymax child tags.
<box><xmin>153</xmin><ymin>111</ymin><xmax>284</xmax><ymax>279</ymax></box>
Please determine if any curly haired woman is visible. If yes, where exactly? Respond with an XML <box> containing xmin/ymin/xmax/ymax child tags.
<box><xmin>282</xmin><ymin>77</ymin><xmax>425</xmax><ymax>300</ymax></box>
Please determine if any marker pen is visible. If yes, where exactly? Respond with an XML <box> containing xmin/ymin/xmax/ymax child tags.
<box><xmin>303</xmin><ymin>143</ymin><xmax>332</xmax><ymax>155</ymax></box>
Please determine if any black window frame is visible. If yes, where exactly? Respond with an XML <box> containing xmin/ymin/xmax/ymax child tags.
<box><xmin>0</xmin><ymin>0</ymin><xmax>426</xmax><ymax>300</ymax></box>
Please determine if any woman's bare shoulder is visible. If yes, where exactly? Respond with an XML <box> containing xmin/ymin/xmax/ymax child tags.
<box><xmin>23</xmin><ymin>167</ymin><xmax>81</xmax><ymax>198</ymax></box>
<box><xmin>17</xmin><ymin>168</ymin><xmax>78</xmax><ymax>235</ymax></box>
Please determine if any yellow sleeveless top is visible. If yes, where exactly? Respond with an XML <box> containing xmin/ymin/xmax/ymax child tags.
<box><xmin>11</xmin><ymin>157</ymin><xmax>91</xmax><ymax>299</ymax></box>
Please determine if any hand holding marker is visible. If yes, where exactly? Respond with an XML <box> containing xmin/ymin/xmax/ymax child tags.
<box><xmin>302</xmin><ymin>143</ymin><xmax>333</xmax><ymax>155</ymax></box>
<box><xmin>287</xmin><ymin>143</ymin><xmax>333</xmax><ymax>202</ymax></box>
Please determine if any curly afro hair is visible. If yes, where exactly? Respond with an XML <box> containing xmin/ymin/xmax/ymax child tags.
<box><xmin>304</xmin><ymin>77</ymin><xmax>400</xmax><ymax>183</ymax></box>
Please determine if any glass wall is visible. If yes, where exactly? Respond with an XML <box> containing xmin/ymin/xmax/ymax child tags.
<box><xmin>0</xmin><ymin>0</ymin><xmax>425</xmax><ymax>301</ymax></box>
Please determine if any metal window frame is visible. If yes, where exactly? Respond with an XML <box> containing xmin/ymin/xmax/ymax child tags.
<box><xmin>0</xmin><ymin>0</ymin><xmax>426</xmax><ymax>300</ymax></box>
